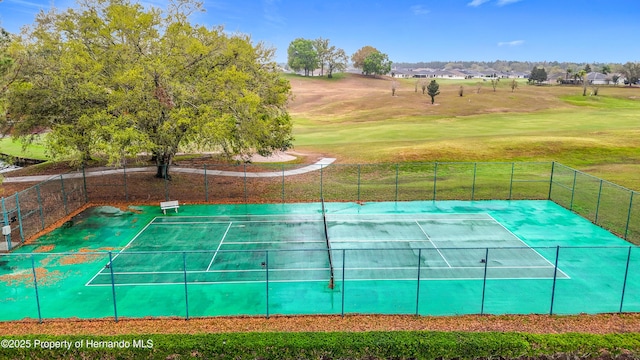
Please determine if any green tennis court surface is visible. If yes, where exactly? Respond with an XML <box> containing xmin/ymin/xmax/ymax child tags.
<box><xmin>1</xmin><ymin>200</ymin><xmax>638</xmax><ymax>320</ymax></box>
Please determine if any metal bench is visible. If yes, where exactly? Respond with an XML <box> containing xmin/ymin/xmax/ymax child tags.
<box><xmin>160</xmin><ymin>200</ymin><xmax>179</xmax><ymax>214</ymax></box>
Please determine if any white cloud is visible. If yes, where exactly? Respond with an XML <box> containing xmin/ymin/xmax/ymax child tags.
<box><xmin>467</xmin><ymin>0</ymin><xmax>490</xmax><ymax>7</ymax></box>
<box><xmin>497</xmin><ymin>0</ymin><xmax>523</xmax><ymax>6</ymax></box>
<box><xmin>498</xmin><ymin>40</ymin><xmax>524</xmax><ymax>47</ymax></box>
<box><xmin>410</xmin><ymin>5</ymin><xmax>430</xmax><ymax>15</ymax></box>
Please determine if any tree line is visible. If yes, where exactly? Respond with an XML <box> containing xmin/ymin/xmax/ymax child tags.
<box><xmin>0</xmin><ymin>0</ymin><xmax>293</xmax><ymax>178</ymax></box>
<box><xmin>287</xmin><ymin>40</ymin><xmax>391</xmax><ymax>77</ymax></box>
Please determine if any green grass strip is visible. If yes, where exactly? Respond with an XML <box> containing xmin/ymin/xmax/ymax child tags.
<box><xmin>1</xmin><ymin>331</ymin><xmax>639</xmax><ymax>359</ymax></box>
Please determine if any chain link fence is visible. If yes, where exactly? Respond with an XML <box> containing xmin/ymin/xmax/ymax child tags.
<box><xmin>1</xmin><ymin>161</ymin><xmax>639</xmax><ymax>248</ymax></box>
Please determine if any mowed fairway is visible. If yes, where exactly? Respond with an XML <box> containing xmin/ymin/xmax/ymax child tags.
<box><xmin>288</xmin><ymin>74</ymin><xmax>640</xmax><ymax>190</ymax></box>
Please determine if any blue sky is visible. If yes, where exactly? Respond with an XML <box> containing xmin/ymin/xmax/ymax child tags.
<box><xmin>1</xmin><ymin>0</ymin><xmax>639</xmax><ymax>64</ymax></box>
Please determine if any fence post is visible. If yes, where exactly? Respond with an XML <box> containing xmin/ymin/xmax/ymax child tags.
<box><xmin>265</xmin><ymin>250</ymin><xmax>269</xmax><ymax>319</ymax></box>
<box><xmin>509</xmin><ymin>162</ymin><xmax>515</xmax><ymax>200</ymax></box>
<box><xmin>36</xmin><ymin>185</ymin><xmax>45</xmax><ymax>230</ymax></box>
<box><xmin>60</xmin><ymin>175</ymin><xmax>68</xmax><ymax>215</ymax></box>
<box><xmin>1</xmin><ymin>198</ymin><xmax>10</xmax><ymax>249</ymax></box>
<box><xmin>281</xmin><ymin>164</ymin><xmax>285</xmax><ymax>203</ymax></box>
<box><xmin>15</xmin><ymin>193</ymin><xmax>24</xmax><ymax>244</ymax></box>
<box><xmin>471</xmin><ymin>162</ymin><xmax>477</xmax><ymax>201</ymax></box>
<box><xmin>31</xmin><ymin>256</ymin><xmax>42</xmax><ymax>323</ymax></box>
<box><xmin>164</xmin><ymin>166</ymin><xmax>169</xmax><ymax>201</ymax></box>
<box><xmin>320</xmin><ymin>165</ymin><xmax>324</xmax><ymax>201</ymax></box>
<box><xmin>433</xmin><ymin>162</ymin><xmax>438</xmax><ymax>201</ymax></box>
<box><xmin>569</xmin><ymin>171</ymin><xmax>577</xmax><ymax>211</ymax></box>
<box><xmin>108</xmin><ymin>252</ymin><xmax>118</xmax><ymax>322</ymax></box>
<box><xmin>204</xmin><ymin>165</ymin><xmax>208</xmax><ymax>202</ymax></box>
<box><xmin>480</xmin><ymin>248</ymin><xmax>489</xmax><ymax>315</ymax></box>
<box><xmin>123</xmin><ymin>162</ymin><xmax>129</xmax><ymax>202</ymax></box>
<box><xmin>548</xmin><ymin>162</ymin><xmax>555</xmax><ymax>200</ymax></box>
<box><xmin>395</xmin><ymin>163</ymin><xmax>399</xmax><ymax>202</ymax></box>
<box><xmin>624</xmin><ymin>192</ymin><xmax>634</xmax><ymax>240</ymax></box>
<box><xmin>357</xmin><ymin>165</ymin><xmax>361</xmax><ymax>202</ymax></box>
<box><xmin>549</xmin><ymin>246</ymin><xmax>560</xmax><ymax>315</ymax></box>
<box><xmin>415</xmin><ymin>248</ymin><xmax>422</xmax><ymax>316</ymax></box>
<box><xmin>595</xmin><ymin>179</ymin><xmax>604</xmax><ymax>224</ymax></box>
<box><xmin>183</xmin><ymin>252</ymin><xmax>189</xmax><ymax>320</ymax></box>
<box><xmin>341</xmin><ymin>249</ymin><xmax>346</xmax><ymax>318</ymax></box>
<box><xmin>243</xmin><ymin>164</ymin><xmax>248</xmax><ymax>203</ymax></box>
<box><xmin>620</xmin><ymin>246</ymin><xmax>632</xmax><ymax>313</ymax></box>
<box><xmin>82</xmin><ymin>166</ymin><xmax>88</xmax><ymax>203</ymax></box>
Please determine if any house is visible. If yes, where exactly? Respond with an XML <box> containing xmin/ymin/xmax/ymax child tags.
<box><xmin>587</xmin><ymin>72</ymin><xmax>611</xmax><ymax>85</ymax></box>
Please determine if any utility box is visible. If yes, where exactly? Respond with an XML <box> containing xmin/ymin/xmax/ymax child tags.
<box><xmin>1</xmin><ymin>225</ymin><xmax>10</xmax><ymax>236</ymax></box>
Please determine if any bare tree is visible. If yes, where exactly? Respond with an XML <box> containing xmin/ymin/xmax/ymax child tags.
<box><xmin>391</xmin><ymin>80</ymin><xmax>398</xmax><ymax>96</ymax></box>
<box><xmin>510</xmin><ymin>79</ymin><xmax>518</xmax><ymax>92</ymax></box>
<box><xmin>491</xmin><ymin>79</ymin><xmax>499</xmax><ymax>92</ymax></box>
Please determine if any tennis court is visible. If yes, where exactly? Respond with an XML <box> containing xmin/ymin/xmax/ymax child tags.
<box><xmin>1</xmin><ymin>200</ymin><xmax>639</xmax><ymax>320</ymax></box>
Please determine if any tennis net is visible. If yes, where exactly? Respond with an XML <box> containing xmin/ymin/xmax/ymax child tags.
<box><xmin>321</xmin><ymin>198</ymin><xmax>335</xmax><ymax>288</ymax></box>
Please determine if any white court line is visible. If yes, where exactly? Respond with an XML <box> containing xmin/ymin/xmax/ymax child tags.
<box><xmin>92</xmin><ymin>267</ymin><xmax>331</xmax><ymax>275</ymax></box>
<box><xmin>151</xmin><ymin>219</ymin><xmax>323</xmax><ymax>225</ymax></box>
<box><xmin>415</xmin><ymin>220</ymin><xmax>452</xmax><ymax>268</ymax></box>
<box><xmin>485</xmin><ymin>214</ymin><xmax>571</xmax><ymax>279</ymax></box>
<box><xmin>85</xmin><ymin>279</ymin><xmax>331</xmax><ymax>287</ymax></box>
<box><xmin>206</xmin><ymin>222</ymin><xmax>232</xmax><ymax>271</ymax></box>
<box><xmin>84</xmin><ymin>217</ymin><xmax>158</xmax><ymax>286</ymax></box>
<box><xmin>223</xmin><ymin>240</ymin><xmax>325</xmax><ymax>245</ymax></box>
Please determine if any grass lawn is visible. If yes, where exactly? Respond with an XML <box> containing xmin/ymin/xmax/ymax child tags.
<box><xmin>288</xmin><ymin>74</ymin><xmax>640</xmax><ymax>190</ymax></box>
<box><xmin>0</xmin><ymin>136</ymin><xmax>48</xmax><ymax>161</ymax></box>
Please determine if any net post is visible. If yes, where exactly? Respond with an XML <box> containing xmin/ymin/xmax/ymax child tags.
<box><xmin>341</xmin><ymin>248</ymin><xmax>346</xmax><ymax>318</ymax></box>
<box><xmin>547</xmin><ymin>161</ymin><xmax>555</xmax><ymax>200</ymax></box>
<box><xmin>204</xmin><ymin>165</ymin><xmax>208</xmax><ymax>202</ymax></box>
<box><xmin>265</xmin><ymin>250</ymin><xmax>269</xmax><ymax>319</ymax></box>
<box><xmin>595</xmin><ymin>179</ymin><xmax>603</xmax><ymax>224</ymax></box>
<box><xmin>108</xmin><ymin>251</ymin><xmax>119</xmax><ymax>322</ymax></box>
<box><xmin>508</xmin><ymin>162</ymin><xmax>515</xmax><ymax>200</ymax></box>
<box><xmin>624</xmin><ymin>191</ymin><xmax>634</xmax><ymax>240</ymax></box>
<box><xmin>569</xmin><ymin>170</ymin><xmax>577</xmax><ymax>211</ymax></box>
<box><xmin>480</xmin><ymin>248</ymin><xmax>489</xmax><ymax>315</ymax></box>
<box><xmin>183</xmin><ymin>252</ymin><xmax>189</xmax><ymax>320</ymax></box>
<box><xmin>415</xmin><ymin>248</ymin><xmax>422</xmax><ymax>316</ymax></box>
<box><xmin>321</xmin><ymin>198</ymin><xmax>335</xmax><ymax>289</ymax></box>
<box><xmin>31</xmin><ymin>255</ymin><xmax>42</xmax><ymax>323</ymax></box>
<box><xmin>549</xmin><ymin>246</ymin><xmax>560</xmax><ymax>315</ymax></box>
<box><xmin>619</xmin><ymin>246</ymin><xmax>632</xmax><ymax>313</ymax></box>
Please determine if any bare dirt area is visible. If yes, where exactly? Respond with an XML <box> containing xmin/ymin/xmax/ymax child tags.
<box><xmin>1</xmin><ymin>314</ymin><xmax>640</xmax><ymax>336</ymax></box>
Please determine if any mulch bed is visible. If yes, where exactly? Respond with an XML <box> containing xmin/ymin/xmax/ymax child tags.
<box><xmin>0</xmin><ymin>314</ymin><xmax>639</xmax><ymax>336</ymax></box>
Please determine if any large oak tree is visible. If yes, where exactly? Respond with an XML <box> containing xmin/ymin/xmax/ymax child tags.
<box><xmin>5</xmin><ymin>0</ymin><xmax>292</xmax><ymax>178</ymax></box>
